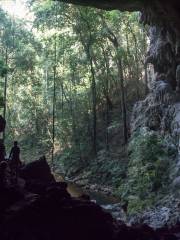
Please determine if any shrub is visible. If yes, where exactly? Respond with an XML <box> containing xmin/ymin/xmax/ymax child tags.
<box><xmin>117</xmin><ymin>128</ymin><xmax>176</xmax><ymax>213</ymax></box>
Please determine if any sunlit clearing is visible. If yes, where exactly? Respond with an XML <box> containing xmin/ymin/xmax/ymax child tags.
<box><xmin>0</xmin><ymin>0</ymin><xmax>33</xmax><ymax>20</ymax></box>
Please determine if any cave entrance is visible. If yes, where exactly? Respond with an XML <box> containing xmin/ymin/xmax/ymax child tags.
<box><xmin>0</xmin><ymin>1</ymin><xmax>150</xmax><ymax>168</ymax></box>
<box><xmin>0</xmin><ymin>0</ymin><xmax>180</xmax><ymax>217</ymax></box>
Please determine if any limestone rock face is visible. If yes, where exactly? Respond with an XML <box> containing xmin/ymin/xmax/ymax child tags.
<box><xmin>146</xmin><ymin>25</ymin><xmax>179</xmax><ymax>90</ymax></box>
<box><xmin>141</xmin><ymin>1</ymin><xmax>180</xmax><ymax>90</ymax></box>
<box><xmin>131</xmin><ymin>80</ymin><xmax>174</xmax><ymax>133</ymax></box>
<box><xmin>130</xmin><ymin>79</ymin><xmax>180</xmax><ymax>187</ymax></box>
<box><xmin>126</xmin><ymin>0</ymin><xmax>180</xmax><ymax>221</ymax></box>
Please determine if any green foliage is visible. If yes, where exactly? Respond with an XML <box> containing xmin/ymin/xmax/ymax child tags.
<box><xmin>15</xmin><ymin>46</ymin><xmax>37</xmax><ymax>71</ymax></box>
<box><xmin>60</xmin><ymin>147</ymin><xmax>88</xmax><ymax>176</ymax></box>
<box><xmin>87</xmin><ymin>155</ymin><xmax>125</xmax><ymax>185</ymax></box>
<box><xmin>117</xmin><ymin>130</ymin><xmax>175</xmax><ymax>214</ymax></box>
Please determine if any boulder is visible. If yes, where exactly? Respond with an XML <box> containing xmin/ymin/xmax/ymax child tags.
<box><xmin>0</xmin><ymin>186</ymin><xmax>114</xmax><ymax>240</ymax></box>
<box><xmin>19</xmin><ymin>157</ymin><xmax>55</xmax><ymax>184</ymax></box>
<box><xmin>0</xmin><ymin>162</ymin><xmax>180</xmax><ymax>240</ymax></box>
<box><xmin>0</xmin><ymin>186</ymin><xmax>24</xmax><ymax>213</ymax></box>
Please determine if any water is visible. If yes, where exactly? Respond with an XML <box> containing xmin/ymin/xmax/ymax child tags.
<box><xmin>67</xmin><ymin>182</ymin><xmax>120</xmax><ymax>205</ymax></box>
<box><xmin>54</xmin><ymin>173</ymin><xmax>120</xmax><ymax>205</ymax></box>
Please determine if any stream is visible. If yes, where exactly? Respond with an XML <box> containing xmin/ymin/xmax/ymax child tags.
<box><xmin>66</xmin><ymin>181</ymin><xmax>126</xmax><ymax>221</ymax></box>
<box><xmin>54</xmin><ymin>174</ymin><xmax>123</xmax><ymax>219</ymax></box>
<box><xmin>67</xmin><ymin>182</ymin><xmax>180</xmax><ymax>228</ymax></box>
<box><xmin>67</xmin><ymin>183</ymin><xmax>119</xmax><ymax>205</ymax></box>
<box><xmin>55</xmin><ymin>174</ymin><xmax>120</xmax><ymax>205</ymax></box>
<box><xmin>67</xmin><ymin>182</ymin><xmax>120</xmax><ymax>205</ymax></box>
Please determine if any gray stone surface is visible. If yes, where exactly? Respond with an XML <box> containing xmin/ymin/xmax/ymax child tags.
<box><xmin>127</xmin><ymin>195</ymin><xmax>180</xmax><ymax>229</ymax></box>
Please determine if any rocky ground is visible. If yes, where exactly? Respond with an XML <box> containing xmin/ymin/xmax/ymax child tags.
<box><xmin>0</xmin><ymin>157</ymin><xmax>180</xmax><ymax>240</ymax></box>
<box><xmin>103</xmin><ymin>196</ymin><xmax>180</xmax><ymax>230</ymax></box>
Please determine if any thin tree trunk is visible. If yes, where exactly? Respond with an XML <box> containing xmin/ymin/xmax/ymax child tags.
<box><xmin>61</xmin><ymin>81</ymin><xmax>64</xmax><ymax>118</ymax></box>
<box><xmin>106</xmin><ymin>31</ymin><xmax>128</xmax><ymax>144</ymax></box>
<box><xmin>117</xmin><ymin>58</ymin><xmax>128</xmax><ymax>144</ymax></box>
<box><xmin>125</xmin><ymin>31</ymin><xmax>133</xmax><ymax>80</ymax></box>
<box><xmin>52</xmin><ymin>59</ymin><xmax>56</xmax><ymax>169</ymax></box>
<box><xmin>77</xmin><ymin>11</ymin><xmax>97</xmax><ymax>156</ymax></box>
<box><xmin>70</xmin><ymin>72</ymin><xmax>82</xmax><ymax>163</ymax></box>
<box><xmin>100</xmin><ymin>16</ymin><xmax>128</xmax><ymax>144</ymax></box>
<box><xmin>102</xmin><ymin>47</ymin><xmax>110</xmax><ymax>151</ymax></box>
<box><xmin>3</xmin><ymin>48</ymin><xmax>8</xmax><ymax>140</ymax></box>
<box><xmin>51</xmin><ymin>2</ymin><xmax>58</xmax><ymax>169</ymax></box>
<box><xmin>127</xmin><ymin>22</ymin><xmax>140</xmax><ymax>99</ymax></box>
<box><xmin>89</xmin><ymin>54</ymin><xmax>97</xmax><ymax>156</ymax></box>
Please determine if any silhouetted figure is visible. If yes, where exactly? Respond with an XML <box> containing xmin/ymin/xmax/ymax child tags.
<box><xmin>9</xmin><ymin>141</ymin><xmax>21</xmax><ymax>184</ymax></box>
<box><xmin>0</xmin><ymin>161</ymin><xmax>8</xmax><ymax>188</ymax></box>
<box><xmin>0</xmin><ymin>115</ymin><xmax>6</xmax><ymax>133</ymax></box>
<box><xmin>0</xmin><ymin>139</ymin><xmax>6</xmax><ymax>162</ymax></box>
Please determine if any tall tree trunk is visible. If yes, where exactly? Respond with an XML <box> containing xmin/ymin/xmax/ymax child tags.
<box><xmin>3</xmin><ymin>48</ymin><xmax>8</xmax><ymax>140</ymax></box>
<box><xmin>117</xmin><ymin>58</ymin><xmax>128</xmax><ymax>144</ymax></box>
<box><xmin>77</xmin><ymin>10</ymin><xmax>97</xmax><ymax>156</ymax></box>
<box><xmin>89</xmin><ymin>54</ymin><xmax>97</xmax><ymax>156</ymax></box>
<box><xmin>100</xmin><ymin>16</ymin><xmax>128</xmax><ymax>144</ymax></box>
<box><xmin>51</xmin><ymin>2</ymin><xmax>58</xmax><ymax>169</ymax></box>
<box><xmin>102</xmin><ymin>47</ymin><xmax>110</xmax><ymax>151</ymax></box>
<box><xmin>61</xmin><ymin>81</ymin><xmax>64</xmax><ymax>118</ymax></box>
<box><xmin>52</xmin><ymin>56</ymin><xmax>56</xmax><ymax>169</ymax></box>
<box><xmin>125</xmin><ymin>31</ymin><xmax>133</xmax><ymax>80</ymax></box>
<box><xmin>70</xmin><ymin>72</ymin><xmax>82</xmax><ymax>163</ymax></box>
<box><xmin>127</xmin><ymin>22</ymin><xmax>140</xmax><ymax>100</ymax></box>
<box><xmin>106</xmin><ymin>31</ymin><xmax>128</xmax><ymax>144</ymax></box>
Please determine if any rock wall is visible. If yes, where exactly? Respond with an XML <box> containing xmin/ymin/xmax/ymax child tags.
<box><xmin>130</xmin><ymin>1</ymin><xmax>180</xmax><ymax>190</ymax></box>
<box><xmin>141</xmin><ymin>1</ymin><xmax>180</xmax><ymax>90</ymax></box>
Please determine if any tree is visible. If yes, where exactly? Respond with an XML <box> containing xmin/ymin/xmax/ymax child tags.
<box><xmin>100</xmin><ymin>16</ymin><xmax>128</xmax><ymax>144</ymax></box>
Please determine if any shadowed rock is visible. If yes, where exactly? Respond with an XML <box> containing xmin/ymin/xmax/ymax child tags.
<box><xmin>19</xmin><ymin>157</ymin><xmax>55</xmax><ymax>183</ymax></box>
<box><xmin>0</xmin><ymin>159</ymin><xmax>179</xmax><ymax>239</ymax></box>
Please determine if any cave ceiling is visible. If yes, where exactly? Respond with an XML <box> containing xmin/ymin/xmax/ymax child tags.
<box><xmin>56</xmin><ymin>0</ymin><xmax>180</xmax><ymax>13</ymax></box>
<box><xmin>55</xmin><ymin>0</ymin><xmax>180</xmax><ymax>89</ymax></box>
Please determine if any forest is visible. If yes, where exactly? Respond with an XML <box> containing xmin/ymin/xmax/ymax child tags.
<box><xmin>0</xmin><ymin>0</ymin><xmax>150</xmax><ymax>199</ymax></box>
